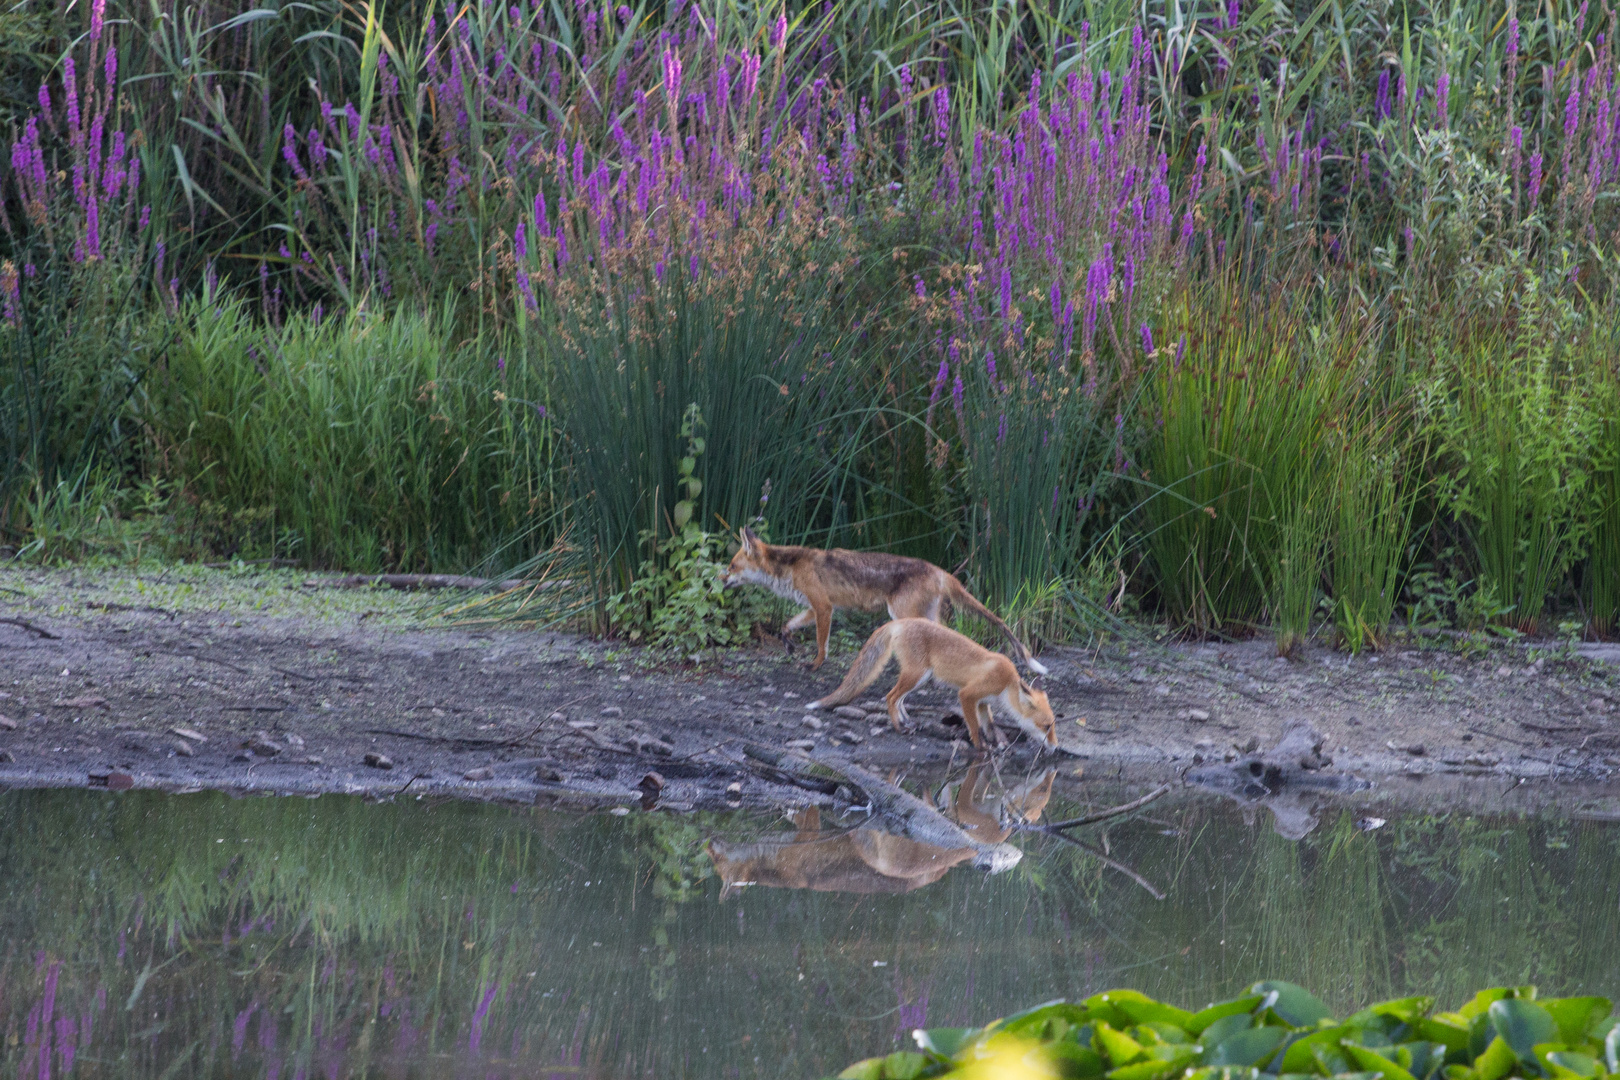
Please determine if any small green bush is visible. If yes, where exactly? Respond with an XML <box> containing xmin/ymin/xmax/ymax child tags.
<box><xmin>832</xmin><ymin>983</ymin><xmax>1618</xmax><ymax>1080</ymax></box>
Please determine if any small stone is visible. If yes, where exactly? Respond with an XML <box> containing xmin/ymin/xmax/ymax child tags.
<box><xmin>463</xmin><ymin>767</ymin><xmax>495</xmax><ymax>781</ymax></box>
<box><xmin>567</xmin><ymin>718</ymin><xmax>598</xmax><ymax>730</ymax></box>
<box><xmin>1355</xmin><ymin>817</ymin><xmax>1387</xmax><ymax>832</ymax></box>
<box><xmin>1590</xmin><ymin>698</ymin><xmax>1609</xmax><ymax>713</ymax></box>
<box><xmin>832</xmin><ymin>706</ymin><xmax>866</xmax><ymax>720</ymax></box>
<box><xmin>609</xmin><ymin>807</ymin><xmax>631</xmax><ymax>816</ymax></box>
<box><xmin>535</xmin><ymin>765</ymin><xmax>566</xmax><ymax>783</ymax></box>
<box><xmin>232</xmin><ymin>751</ymin><xmax>255</xmax><ymax>763</ymax></box>
<box><xmin>1495</xmin><ymin>665</ymin><xmax>1513</xmax><ymax>678</ymax></box>
<box><xmin>1185</xmin><ymin>708</ymin><xmax>1211</xmax><ymax>722</ymax></box>
<box><xmin>1153</xmin><ymin>684</ymin><xmax>1171</xmax><ymax>696</ymax></box>
<box><xmin>785</xmin><ymin>738</ymin><xmax>816</xmax><ymax>750</ymax></box>
<box><xmin>167</xmin><ymin>726</ymin><xmax>207</xmax><ymax>743</ymax></box>
<box><xmin>725</xmin><ymin>781</ymin><xmax>743</xmax><ymax>794</ymax></box>
<box><xmin>363</xmin><ymin>752</ymin><xmax>394</xmax><ymax>770</ymax></box>
<box><xmin>548</xmin><ymin>711</ymin><xmax>567</xmax><ymax>722</ymax></box>
<box><xmin>1464</xmin><ymin>754</ymin><xmax>1499</xmax><ymax>767</ymax></box>
<box><xmin>600</xmin><ymin>706</ymin><xmax>623</xmax><ymax>718</ymax></box>
<box><xmin>638</xmin><ymin>771</ymin><xmax>665</xmax><ymax>794</ymax></box>
<box><xmin>173</xmin><ymin>739</ymin><xmax>195</xmax><ymax>757</ymax></box>
<box><xmin>863</xmin><ymin>711</ymin><xmax>888</xmax><ymax>723</ymax></box>
<box><xmin>303</xmin><ymin>756</ymin><xmax>323</xmax><ymax>765</ymax></box>
<box><xmin>630</xmin><ymin>735</ymin><xmax>674</xmax><ymax>757</ymax></box>
<box><xmin>0</xmin><ymin>715</ymin><xmax>16</xmax><ymax>730</ymax></box>
<box><xmin>53</xmin><ymin>695</ymin><xmax>110</xmax><ymax>709</ymax></box>
<box><xmin>1128</xmin><ymin>668</ymin><xmax>1150</xmax><ymax>683</ymax></box>
<box><xmin>284</xmin><ymin>732</ymin><xmax>306</xmax><ymax>748</ymax></box>
<box><xmin>106</xmin><ymin>771</ymin><xmax>134</xmax><ymax>791</ymax></box>
<box><xmin>1194</xmin><ymin>739</ymin><xmax>1213</xmax><ymax>750</ymax></box>
<box><xmin>1385</xmin><ymin>740</ymin><xmax>1426</xmax><ymax>756</ymax></box>
<box><xmin>839</xmin><ymin>731</ymin><xmax>864</xmax><ymax>745</ymax></box>
<box><xmin>0</xmin><ymin>749</ymin><xmax>14</xmax><ymax>763</ymax></box>
<box><xmin>869</xmin><ymin>726</ymin><xmax>887</xmax><ymax>736</ymax></box>
<box><xmin>246</xmin><ymin>733</ymin><xmax>283</xmax><ymax>757</ymax></box>
<box><xmin>782</xmin><ymin>691</ymin><xmax>799</xmax><ymax>699</ymax></box>
<box><xmin>1235</xmin><ymin>736</ymin><xmax>1259</xmax><ymax>754</ymax></box>
<box><xmin>802</xmin><ymin>715</ymin><xmax>824</xmax><ymax>730</ymax></box>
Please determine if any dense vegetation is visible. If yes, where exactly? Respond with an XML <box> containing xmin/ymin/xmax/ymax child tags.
<box><xmin>833</xmin><ymin>984</ymin><xmax>1620</xmax><ymax>1080</ymax></box>
<box><xmin>5</xmin><ymin>0</ymin><xmax>1620</xmax><ymax>650</ymax></box>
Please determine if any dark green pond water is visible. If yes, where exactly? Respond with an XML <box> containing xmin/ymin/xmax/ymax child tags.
<box><xmin>1</xmin><ymin>782</ymin><xmax>1616</xmax><ymax>1079</ymax></box>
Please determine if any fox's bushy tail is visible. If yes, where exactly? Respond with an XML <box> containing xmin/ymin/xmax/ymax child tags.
<box><xmin>808</xmin><ymin>622</ymin><xmax>898</xmax><ymax>710</ymax></box>
<box><xmin>947</xmin><ymin>579</ymin><xmax>1050</xmax><ymax>676</ymax></box>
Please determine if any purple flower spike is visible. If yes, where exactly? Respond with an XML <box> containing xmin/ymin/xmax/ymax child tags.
<box><xmin>929</xmin><ymin>357</ymin><xmax>948</xmax><ymax>405</ymax></box>
<box><xmin>1436</xmin><ymin>70</ymin><xmax>1450</xmax><ymax>128</ymax></box>
<box><xmin>1140</xmin><ymin>323</ymin><xmax>1154</xmax><ymax>355</ymax></box>
<box><xmin>514</xmin><ymin>220</ymin><xmax>527</xmax><ymax>260</ymax></box>
<box><xmin>282</xmin><ymin>124</ymin><xmax>307</xmax><ymax>179</ymax></box>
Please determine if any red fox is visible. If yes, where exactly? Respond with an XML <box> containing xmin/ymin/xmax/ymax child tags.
<box><xmin>807</xmin><ymin>618</ymin><xmax>1057</xmax><ymax>751</ymax></box>
<box><xmin>723</xmin><ymin>527</ymin><xmax>1048</xmax><ymax>674</ymax></box>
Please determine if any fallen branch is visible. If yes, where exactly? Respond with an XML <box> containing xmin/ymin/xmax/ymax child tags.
<box><xmin>0</xmin><ymin>617</ymin><xmax>60</xmax><ymax>640</ymax></box>
<box><xmin>1041</xmin><ymin>783</ymin><xmax>1173</xmax><ymax>832</ymax></box>
<box><xmin>304</xmin><ymin>574</ymin><xmax>531</xmax><ymax>591</ymax></box>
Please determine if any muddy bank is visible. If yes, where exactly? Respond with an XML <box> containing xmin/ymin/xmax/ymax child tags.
<box><xmin>1</xmin><ymin>565</ymin><xmax>1618</xmax><ymax>816</ymax></box>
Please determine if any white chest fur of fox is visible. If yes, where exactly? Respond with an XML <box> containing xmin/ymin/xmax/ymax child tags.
<box><xmin>735</xmin><ymin>568</ymin><xmax>809</xmax><ymax>608</ymax></box>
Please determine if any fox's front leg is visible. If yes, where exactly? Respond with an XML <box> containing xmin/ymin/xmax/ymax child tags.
<box><xmin>779</xmin><ymin>608</ymin><xmax>816</xmax><ymax>657</ymax></box>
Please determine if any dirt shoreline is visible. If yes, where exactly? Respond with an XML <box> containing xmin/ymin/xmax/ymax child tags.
<box><xmin>2</xmin><ymin>565</ymin><xmax>1618</xmax><ymax>820</ymax></box>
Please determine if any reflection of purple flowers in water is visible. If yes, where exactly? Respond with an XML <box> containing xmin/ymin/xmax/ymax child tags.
<box><xmin>469</xmin><ymin>982</ymin><xmax>500</xmax><ymax>1054</ymax></box>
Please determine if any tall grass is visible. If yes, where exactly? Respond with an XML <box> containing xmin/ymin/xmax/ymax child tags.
<box><xmin>1138</xmin><ymin>274</ymin><xmax>1362</xmax><ymax>644</ymax></box>
<box><xmin>153</xmin><ymin>292</ymin><xmax>553</xmax><ymax>571</ymax></box>
<box><xmin>1429</xmin><ymin>308</ymin><xmax>1600</xmax><ymax>634</ymax></box>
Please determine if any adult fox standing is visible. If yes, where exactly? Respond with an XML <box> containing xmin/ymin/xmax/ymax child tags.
<box><xmin>722</xmin><ymin>528</ymin><xmax>1048</xmax><ymax>674</ymax></box>
<box><xmin>807</xmin><ymin>618</ymin><xmax>1057</xmax><ymax>752</ymax></box>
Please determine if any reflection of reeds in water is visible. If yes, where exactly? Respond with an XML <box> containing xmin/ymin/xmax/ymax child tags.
<box><xmin>1</xmin><ymin>790</ymin><xmax>1617</xmax><ymax>1078</ymax></box>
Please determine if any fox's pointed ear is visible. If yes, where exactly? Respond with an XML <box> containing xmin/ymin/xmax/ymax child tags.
<box><xmin>741</xmin><ymin>526</ymin><xmax>760</xmax><ymax>552</ymax></box>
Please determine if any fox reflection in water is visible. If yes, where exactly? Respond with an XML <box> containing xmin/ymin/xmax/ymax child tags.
<box><xmin>706</xmin><ymin>764</ymin><xmax>1056</xmax><ymax>897</ymax></box>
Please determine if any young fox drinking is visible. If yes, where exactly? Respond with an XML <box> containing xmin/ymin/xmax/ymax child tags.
<box><xmin>806</xmin><ymin>618</ymin><xmax>1057</xmax><ymax>752</ymax></box>
<box><xmin>722</xmin><ymin>528</ymin><xmax>1047</xmax><ymax>674</ymax></box>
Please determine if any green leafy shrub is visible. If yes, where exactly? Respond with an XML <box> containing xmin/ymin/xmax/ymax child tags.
<box><xmin>831</xmin><ymin>983</ymin><xmax>1619</xmax><ymax>1080</ymax></box>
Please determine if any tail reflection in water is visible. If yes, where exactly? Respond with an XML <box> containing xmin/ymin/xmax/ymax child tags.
<box><xmin>706</xmin><ymin>763</ymin><xmax>1056</xmax><ymax>897</ymax></box>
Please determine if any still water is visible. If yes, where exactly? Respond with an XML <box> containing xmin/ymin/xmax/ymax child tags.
<box><xmin>1</xmin><ymin>778</ymin><xmax>1616</xmax><ymax>1079</ymax></box>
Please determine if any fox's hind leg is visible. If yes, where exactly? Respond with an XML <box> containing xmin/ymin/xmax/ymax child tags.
<box><xmin>886</xmin><ymin>668</ymin><xmax>929</xmax><ymax>734</ymax></box>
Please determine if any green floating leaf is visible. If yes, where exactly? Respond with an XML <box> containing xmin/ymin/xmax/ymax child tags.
<box><xmin>1473</xmin><ymin>1035</ymin><xmax>1518</xmax><ymax>1080</ymax></box>
<box><xmin>913</xmin><ymin>1028</ymin><xmax>975</xmax><ymax>1059</ymax></box>
<box><xmin>1200</xmin><ymin>1014</ymin><xmax>1257</xmax><ymax>1048</ymax></box>
<box><xmin>1002</xmin><ymin>1003</ymin><xmax>1095</xmax><ymax>1040</ymax></box>
<box><xmin>1542</xmin><ymin>999</ymin><xmax>1614</xmax><ymax>1046</ymax></box>
<box><xmin>1044</xmin><ymin>1040</ymin><xmax>1106</xmax><ymax>1078</ymax></box>
<box><xmin>837</xmin><ymin>1058</ymin><xmax>888</xmax><ymax>1080</ymax></box>
<box><xmin>1085</xmin><ymin>990</ymin><xmax>1197</xmax><ymax>1031</ymax></box>
<box><xmin>1187</xmin><ymin>997</ymin><xmax>1268</xmax><ymax>1036</ymax></box>
<box><xmin>1203</xmin><ymin>1027</ymin><xmax>1288</xmax><ymax>1068</ymax></box>
<box><xmin>1252</xmin><ymin>982</ymin><xmax>1334</xmax><ymax>1027</ymax></box>
<box><xmin>1093</xmin><ymin>1021</ymin><xmax>1148</xmax><ymax>1065</ymax></box>
<box><xmin>1543</xmin><ymin>1051</ymin><xmax>1604</xmax><ymax>1079</ymax></box>
<box><xmin>1275</xmin><ymin>1025</ymin><xmax>1353</xmax><ymax>1072</ymax></box>
<box><xmin>878</xmin><ymin>1051</ymin><xmax>932</xmax><ymax>1080</ymax></box>
<box><xmin>1414</xmin><ymin>1017</ymin><xmax>1473</xmax><ymax>1055</ymax></box>
<box><xmin>1489</xmin><ymin>999</ymin><xmax>1561</xmax><ymax>1061</ymax></box>
<box><xmin>1342</xmin><ymin>1041</ymin><xmax>1419</xmax><ymax>1080</ymax></box>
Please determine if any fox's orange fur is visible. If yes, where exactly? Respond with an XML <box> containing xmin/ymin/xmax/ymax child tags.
<box><xmin>722</xmin><ymin>528</ymin><xmax>1048</xmax><ymax>674</ymax></box>
<box><xmin>807</xmin><ymin>618</ymin><xmax>1057</xmax><ymax>751</ymax></box>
